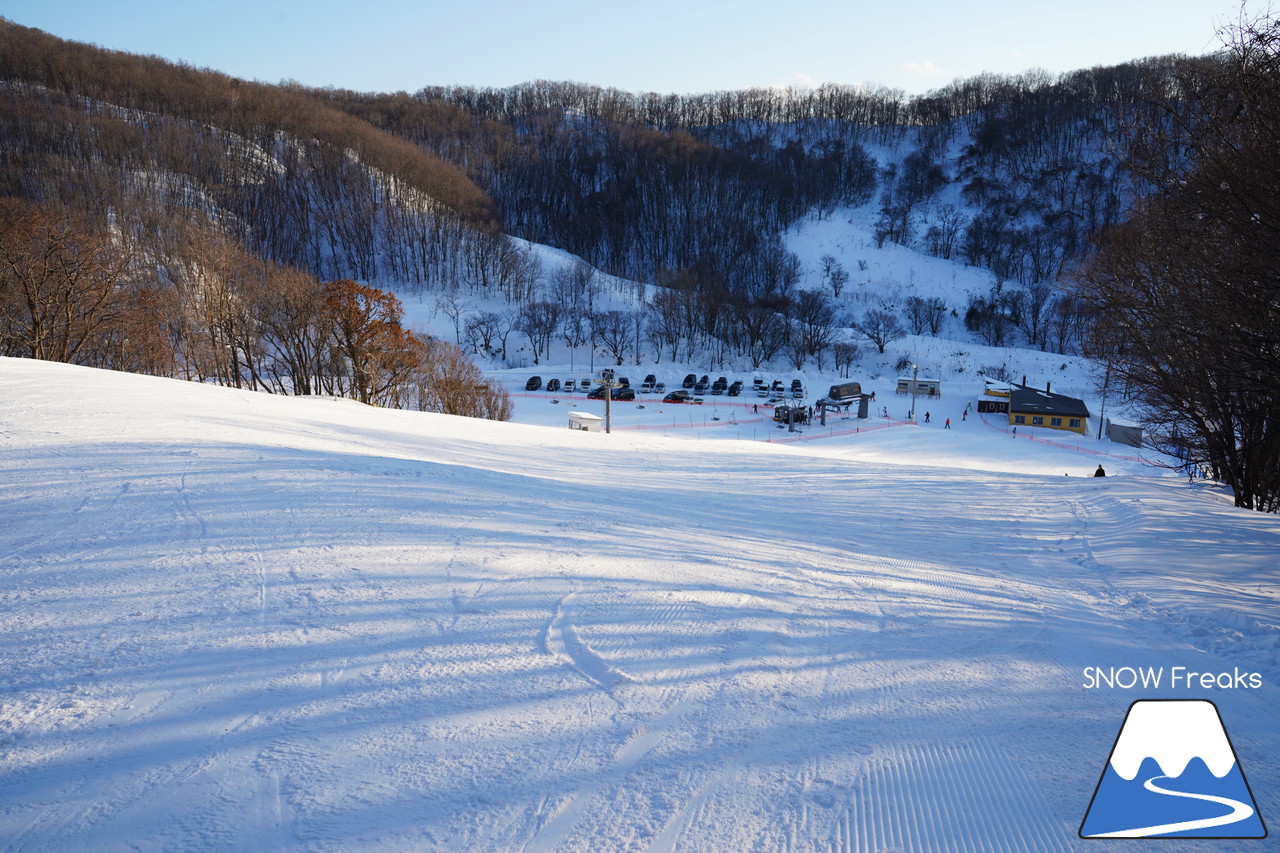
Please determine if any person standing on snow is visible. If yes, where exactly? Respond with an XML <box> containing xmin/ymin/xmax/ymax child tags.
<box><xmin>1094</xmin><ymin>464</ymin><xmax>1107</xmax><ymax>477</ymax></box>
<box><xmin>945</xmin><ymin>418</ymin><xmax>950</xmax><ymax>429</ymax></box>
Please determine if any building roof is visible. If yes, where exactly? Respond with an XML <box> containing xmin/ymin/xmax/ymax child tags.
<box><xmin>1009</xmin><ymin>385</ymin><xmax>1091</xmax><ymax>418</ymax></box>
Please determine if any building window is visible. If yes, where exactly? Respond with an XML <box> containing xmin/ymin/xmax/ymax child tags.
<box><xmin>1069</xmin><ymin>418</ymin><xmax>1081</xmax><ymax>428</ymax></box>
<box><xmin>1050</xmin><ymin>417</ymin><xmax>1063</xmax><ymax>427</ymax></box>
<box><xmin>1013</xmin><ymin>414</ymin><xmax>1026</xmax><ymax>424</ymax></box>
<box><xmin>1032</xmin><ymin>416</ymin><xmax>1044</xmax><ymax>426</ymax></box>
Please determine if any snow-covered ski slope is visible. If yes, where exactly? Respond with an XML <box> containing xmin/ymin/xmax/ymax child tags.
<box><xmin>2</xmin><ymin>357</ymin><xmax>1277</xmax><ymax>852</ymax></box>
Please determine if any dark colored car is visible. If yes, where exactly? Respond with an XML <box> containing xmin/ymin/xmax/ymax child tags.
<box><xmin>728</xmin><ymin>381</ymin><xmax>744</xmax><ymax>396</ymax></box>
<box><xmin>588</xmin><ymin>385</ymin><xmax>634</xmax><ymax>400</ymax></box>
<box><xmin>546</xmin><ymin>378</ymin><xmax>560</xmax><ymax>392</ymax></box>
<box><xmin>663</xmin><ymin>390</ymin><xmax>702</xmax><ymax>404</ymax></box>
<box><xmin>683</xmin><ymin>373</ymin><xmax>696</xmax><ymax>388</ymax></box>
<box><xmin>525</xmin><ymin>376</ymin><xmax>542</xmax><ymax>391</ymax></box>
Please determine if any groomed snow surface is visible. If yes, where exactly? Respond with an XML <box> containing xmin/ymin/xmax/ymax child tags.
<box><xmin>2</xmin><ymin>357</ymin><xmax>1277</xmax><ymax>852</ymax></box>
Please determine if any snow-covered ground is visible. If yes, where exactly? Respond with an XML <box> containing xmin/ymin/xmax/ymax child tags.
<box><xmin>2</xmin><ymin>356</ymin><xmax>1277</xmax><ymax>851</ymax></box>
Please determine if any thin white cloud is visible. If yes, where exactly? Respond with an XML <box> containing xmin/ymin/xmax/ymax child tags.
<box><xmin>770</xmin><ymin>72</ymin><xmax>820</xmax><ymax>91</ymax></box>
<box><xmin>901</xmin><ymin>59</ymin><xmax>946</xmax><ymax>76</ymax></box>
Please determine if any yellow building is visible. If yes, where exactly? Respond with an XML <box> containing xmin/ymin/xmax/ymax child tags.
<box><xmin>1008</xmin><ymin>384</ymin><xmax>1090</xmax><ymax>435</ymax></box>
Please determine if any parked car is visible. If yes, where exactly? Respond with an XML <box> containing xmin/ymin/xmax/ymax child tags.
<box><xmin>728</xmin><ymin>380</ymin><xmax>744</xmax><ymax>396</ymax></box>
<box><xmin>694</xmin><ymin>378</ymin><xmax>710</xmax><ymax>394</ymax></box>
<box><xmin>654</xmin><ymin>382</ymin><xmax>666</xmax><ymax>394</ymax></box>
<box><xmin>563</xmin><ymin>379</ymin><xmax>576</xmax><ymax>393</ymax></box>
<box><xmin>663</xmin><ymin>390</ymin><xmax>702</xmax><ymax>404</ymax></box>
<box><xmin>546</xmin><ymin>378</ymin><xmax>560</xmax><ymax>392</ymax></box>
<box><xmin>588</xmin><ymin>385</ymin><xmax>633</xmax><ymax>400</ymax></box>
<box><xmin>682</xmin><ymin>373</ymin><xmax>696</xmax><ymax>388</ymax></box>
<box><xmin>525</xmin><ymin>376</ymin><xmax>542</xmax><ymax>391</ymax></box>
<box><xmin>580</xmin><ymin>377</ymin><xmax>591</xmax><ymax>392</ymax></box>
<box><xmin>618</xmin><ymin>376</ymin><xmax>630</xmax><ymax>388</ymax></box>
<box><xmin>756</xmin><ymin>383</ymin><xmax>771</xmax><ymax>397</ymax></box>
<box><xmin>639</xmin><ymin>380</ymin><xmax>655</xmax><ymax>394</ymax></box>
<box><xmin>644</xmin><ymin>374</ymin><xmax>657</xmax><ymax>386</ymax></box>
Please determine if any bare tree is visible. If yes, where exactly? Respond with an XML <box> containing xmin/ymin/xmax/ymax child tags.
<box><xmin>591</xmin><ymin>309</ymin><xmax>632</xmax><ymax>365</ymax></box>
<box><xmin>734</xmin><ymin>302</ymin><xmax>788</xmax><ymax>368</ymax></box>
<box><xmin>903</xmin><ymin>295</ymin><xmax>930</xmax><ymax>335</ymax></box>
<box><xmin>464</xmin><ymin>310</ymin><xmax>515</xmax><ymax>360</ymax></box>
<box><xmin>819</xmin><ymin>254</ymin><xmax>849</xmax><ymax>298</ymax></box>
<box><xmin>1013</xmin><ymin>282</ymin><xmax>1055</xmax><ymax>350</ymax></box>
<box><xmin>791</xmin><ymin>290</ymin><xmax>839</xmax><ymax>369</ymax></box>
<box><xmin>1071</xmin><ymin>12</ymin><xmax>1280</xmax><ymax>511</ymax></box>
<box><xmin>832</xmin><ymin>341</ymin><xmax>861</xmax><ymax>378</ymax></box>
<box><xmin>436</xmin><ymin>290</ymin><xmax>473</xmax><ymax>344</ymax></box>
<box><xmin>407</xmin><ymin>337</ymin><xmax>513</xmax><ymax>421</ymax></box>
<box><xmin>853</xmin><ymin>307</ymin><xmax>906</xmax><ymax>353</ymax></box>
<box><xmin>0</xmin><ymin>198</ymin><xmax>136</xmax><ymax>364</ymax></box>
<box><xmin>516</xmin><ymin>301</ymin><xmax>561</xmax><ymax>364</ymax></box>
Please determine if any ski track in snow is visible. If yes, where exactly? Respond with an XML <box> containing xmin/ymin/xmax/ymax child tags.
<box><xmin>1</xmin><ymin>358</ymin><xmax>1277</xmax><ymax>852</ymax></box>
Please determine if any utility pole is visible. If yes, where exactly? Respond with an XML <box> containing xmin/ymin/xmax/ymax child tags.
<box><xmin>910</xmin><ymin>362</ymin><xmax>919</xmax><ymax>422</ymax></box>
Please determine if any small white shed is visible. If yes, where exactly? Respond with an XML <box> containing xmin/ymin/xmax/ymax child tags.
<box><xmin>568</xmin><ymin>411</ymin><xmax>603</xmax><ymax>432</ymax></box>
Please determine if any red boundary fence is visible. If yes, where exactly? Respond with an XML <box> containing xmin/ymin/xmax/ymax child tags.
<box><xmin>977</xmin><ymin>412</ymin><xmax>1150</xmax><ymax>464</ymax></box>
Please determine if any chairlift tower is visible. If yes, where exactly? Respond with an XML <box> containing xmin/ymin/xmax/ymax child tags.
<box><xmin>595</xmin><ymin>368</ymin><xmax>621</xmax><ymax>434</ymax></box>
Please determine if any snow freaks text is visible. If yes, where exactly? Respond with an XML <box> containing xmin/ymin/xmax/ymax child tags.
<box><xmin>1081</xmin><ymin>666</ymin><xmax>1264</xmax><ymax>690</ymax></box>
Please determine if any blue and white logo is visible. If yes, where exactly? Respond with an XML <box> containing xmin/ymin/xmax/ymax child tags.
<box><xmin>1080</xmin><ymin>699</ymin><xmax>1267</xmax><ymax>838</ymax></box>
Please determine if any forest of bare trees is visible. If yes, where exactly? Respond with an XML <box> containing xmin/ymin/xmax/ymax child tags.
<box><xmin>1070</xmin><ymin>14</ymin><xmax>1280</xmax><ymax>512</ymax></box>
<box><xmin>0</xmin><ymin>197</ymin><xmax>512</xmax><ymax>417</ymax></box>
<box><xmin>0</xmin><ymin>15</ymin><xmax>1259</xmax><ymax>435</ymax></box>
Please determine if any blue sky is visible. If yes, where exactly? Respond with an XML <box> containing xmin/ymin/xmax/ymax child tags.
<box><xmin>2</xmin><ymin>0</ymin><xmax>1243</xmax><ymax>95</ymax></box>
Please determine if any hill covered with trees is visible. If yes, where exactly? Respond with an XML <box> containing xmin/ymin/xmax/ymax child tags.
<box><xmin>2</xmin><ymin>14</ymin><xmax>1276</xmax><ymax>510</ymax></box>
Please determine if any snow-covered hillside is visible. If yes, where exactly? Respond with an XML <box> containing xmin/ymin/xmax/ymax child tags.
<box><xmin>2</xmin><ymin>358</ymin><xmax>1277</xmax><ymax>851</ymax></box>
